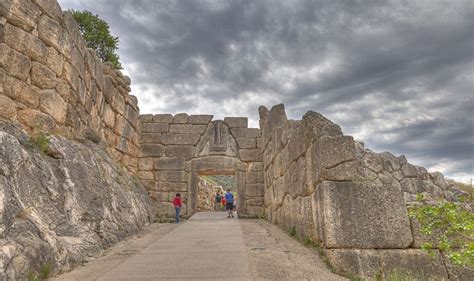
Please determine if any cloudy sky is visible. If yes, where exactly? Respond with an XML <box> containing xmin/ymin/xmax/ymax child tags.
<box><xmin>58</xmin><ymin>0</ymin><xmax>473</xmax><ymax>183</ymax></box>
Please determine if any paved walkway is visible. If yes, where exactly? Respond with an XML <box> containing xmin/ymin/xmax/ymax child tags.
<box><xmin>54</xmin><ymin>212</ymin><xmax>344</xmax><ymax>280</ymax></box>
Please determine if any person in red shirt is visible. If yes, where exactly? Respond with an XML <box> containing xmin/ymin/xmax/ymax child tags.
<box><xmin>221</xmin><ymin>197</ymin><xmax>226</xmax><ymax>211</ymax></box>
<box><xmin>173</xmin><ymin>193</ymin><xmax>182</xmax><ymax>223</ymax></box>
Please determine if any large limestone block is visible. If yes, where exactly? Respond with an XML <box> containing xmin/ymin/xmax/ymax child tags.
<box><xmin>102</xmin><ymin>75</ymin><xmax>115</xmax><ymax>103</ymax></box>
<box><xmin>138</xmin><ymin>158</ymin><xmax>153</xmax><ymax>171</ymax></box>
<box><xmin>39</xmin><ymin>89</ymin><xmax>66</xmax><ymax>123</ymax></box>
<box><xmin>246</xmin><ymin>172</ymin><xmax>264</xmax><ymax>184</ymax></box>
<box><xmin>187</xmin><ymin>156</ymin><xmax>246</xmax><ymax>172</ymax></box>
<box><xmin>313</xmin><ymin>135</ymin><xmax>357</xmax><ymax>169</ymax></box>
<box><xmin>154</xmin><ymin>157</ymin><xmax>185</xmax><ymax>171</ymax></box>
<box><xmin>3</xmin><ymin>23</ymin><xmax>48</xmax><ymax>64</ymax></box>
<box><xmin>362</xmin><ymin>150</ymin><xmax>383</xmax><ymax>173</ymax></box>
<box><xmin>62</xmin><ymin>62</ymin><xmax>80</xmax><ymax>91</ymax></box>
<box><xmin>259</xmin><ymin>104</ymin><xmax>287</xmax><ymax>146</ymax></box>
<box><xmin>0</xmin><ymin>94</ymin><xmax>17</xmax><ymax>119</ymax></box>
<box><xmin>240</xmin><ymin>149</ymin><xmax>263</xmax><ymax>162</ymax></box>
<box><xmin>38</xmin><ymin>15</ymin><xmax>71</xmax><ymax>58</ymax></box>
<box><xmin>173</xmin><ymin>133</ymin><xmax>201</xmax><ymax>145</ymax></box>
<box><xmin>246</xmin><ymin>183</ymin><xmax>264</xmax><ymax>198</ymax></box>
<box><xmin>316</xmin><ymin>181</ymin><xmax>413</xmax><ymax>248</ymax></box>
<box><xmin>165</xmin><ymin>145</ymin><xmax>195</xmax><ymax>160</ymax></box>
<box><xmin>301</xmin><ymin>111</ymin><xmax>342</xmax><ymax>147</ymax></box>
<box><xmin>287</xmin><ymin>122</ymin><xmax>306</xmax><ymax>163</ymax></box>
<box><xmin>0</xmin><ymin>0</ymin><xmax>41</xmax><ymax>31</ymax></box>
<box><xmin>142</xmin><ymin>122</ymin><xmax>169</xmax><ymax>133</ymax></box>
<box><xmin>157</xmin><ymin>181</ymin><xmax>188</xmax><ymax>192</ymax></box>
<box><xmin>139</xmin><ymin>133</ymin><xmax>161</xmax><ymax>144</ymax></box>
<box><xmin>4</xmin><ymin>75</ymin><xmax>40</xmax><ymax>108</ymax></box>
<box><xmin>124</xmin><ymin>104</ymin><xmax>139</xmax><ymax>128</ymax></box>
<box><xmin>46</xmin><ymin>47</ymin><xmax>63</xmax><ymax>77</ymax></box>
<box><xmin>62</xmin><ymin>12</ymin><xmax>86</xmax><ymax>56</ymax></box>
<box><xmin>102</xmin><ymin>104</ymin><xmax>115</xmax><ymax>129</ymax></box>
<box><xmin>224</xmin><ymin>117</ymin><xmax>248</xmax><ymax>128</ymax></box>
<box><xmin>231</xmin><ymin>127</ymin><xmax>260</xmax><ymax>138</ymax></box>
<box><xmin>31</xmin><ymin>62</ymin><xmax>56</xmax><ymax>89</ymax></box>
<box><xmin>173</xmin><ymin>113</ymin><xmax>189</xmax><ymax>123</ymax></box>
<box><xmin>155</xmin><ymin>171</ymin><xmax>187</xmax><ymax>182</ymax></box>
<box><xmin>113</xmin><ymin>115</ymin><xmax>133</xmax><ymax>140</ymax></box>
<box><xmin>189</xmin><ymin>115</ymin><xmax>213</xmax><ymax>124</ymax></box>
<box><xmin>272</xmin><ymin>176</ymin><xmax>286</xmax><ymax>206</ymax></box>
<box><xmin>139</xmin><ymin>144</ymin><xmax>165</xmax><ymax>158</ymax></box>
<box><xmin>288</xmin><ymin>157</ymin><xmax>305</xmax><ymax>197</ymax></box>
<box><xmin>248</xmin><ymin>162</ymin><xmax>263</xmax><ymax>171</ymax></box>
<box><xmin>112</xmin><ymin>93</ymin><xmax>125</xmax><ymax>116</ymax></box>
<box><xmin>17</xmin><ymin>108</ymin><xmax>55</xmax><ymax>131</ymax></box>
<box><xmin>0</xmin><ymin>43</ymin><xmax>31</xmax><ymax>81</ymax></box>
<box><xmin>236</xmin><ymin>137</ymin><xmax>257</xmax><ymax>149</ymax></box>
<box><xmin>169</xmin><ymin>124</ymin><xmax>206</xmax><ymax>134</ymax></box>
<box><xmin>153</xmin><ymin>114</ymin><xmax>173</xmax><ymax>123</ymax></box>
<box><xmin>156</xmin><ymin>202</ymin><xmax>176</xmax><ymax>217</ymax></box>
<box><xmin>32</xmin><ymin>0</ymin><xmax>63</xmax><ymax>21</ymax></box>
<box><xmin>325</xmin><ymin>249</ymin><xmax>448</xmax><ymax>279</ymax></box>
<box><xmin>139</xmin><ymin>114</ymin><xmax>153</xmax><ymax>123</ymax></box>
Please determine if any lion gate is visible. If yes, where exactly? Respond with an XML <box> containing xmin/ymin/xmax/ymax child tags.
<box><xmin>137</xmin><ymin>114</ymin><xmax>264</xmax><ymax>218</ymax></box>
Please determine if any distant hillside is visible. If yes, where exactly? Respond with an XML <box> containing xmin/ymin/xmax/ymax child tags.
<box><xmin>201</xmin><ymin>175</ymin><xmax>236</xmax><ymax>192</ymax></box>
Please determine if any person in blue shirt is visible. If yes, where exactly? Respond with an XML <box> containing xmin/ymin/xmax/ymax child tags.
<box><xmin>225</xmin><ymin>189</ymin><xmax>234</xmax><ymax>218</ymax></box>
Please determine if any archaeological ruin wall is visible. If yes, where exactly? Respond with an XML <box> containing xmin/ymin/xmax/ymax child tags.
<box><xmin>260</xmin><ymin>104</ymin><xmax>471</xmax><ymax>280</ymax></box>
<box><xmin>137</xmin><ymin>114</ymin><xmax>265</xmax><ymax>219</ymax></box>
<box><xmin>0</xmin><ymin>0</ymin><xmax>140</xmax><ymax>173</ymax></box>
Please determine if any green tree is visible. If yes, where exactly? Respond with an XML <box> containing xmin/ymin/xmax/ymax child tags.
<box><xmin>408</xmin><ymin>195</ymin><xmax>474</xmax><ymax>271</ymax></box>
<box><xmin>70</xmin><ymin>10</ymin><xmax>123</xmax><ymax>69</ymax></box>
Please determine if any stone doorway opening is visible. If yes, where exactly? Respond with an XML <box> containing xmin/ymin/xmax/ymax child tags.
<box><xmin>197</xmin><ymin>174</ymin><xmax>237</xmax><ymax>213</ymax></box>
<box><xmin>186</xmin><ymin>156</ymin><xmax>247</xmax><ymax>217</ymax></box>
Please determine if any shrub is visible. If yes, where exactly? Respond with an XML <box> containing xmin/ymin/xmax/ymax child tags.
<box><xmin>408</xmin><ymin>195</ymin><xmax>474</xmax><ymax>270</ymax></box>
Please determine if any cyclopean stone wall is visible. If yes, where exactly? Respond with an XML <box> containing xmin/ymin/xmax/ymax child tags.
<box><xmin>260</xmin><ymin>104</ymin><xmax>471</xmax><ymax>280</ymax></box>
<box><xmin>137</xmin><ymin>114</ymin><xmax>265</xmax><ymax>219</ymax></box>
<box><xmin>0</xmin><ymin>0</ymin><xmax>140</xmax><ymax>173</ymax></box>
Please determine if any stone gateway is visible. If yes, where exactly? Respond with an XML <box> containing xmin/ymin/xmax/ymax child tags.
<box><xmin>0</xmin><ymin>0</ymin><xmax>472</xmax><ymax>280</ymax></box>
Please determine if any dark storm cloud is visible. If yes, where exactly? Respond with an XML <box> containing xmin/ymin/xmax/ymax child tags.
<box><xmin>59</xmin><ymin>0</ymin><xmax>474</xmax><ymax>181</ymax></box>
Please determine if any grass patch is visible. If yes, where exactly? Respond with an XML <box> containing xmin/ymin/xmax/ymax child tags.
<box><xmin>31</xmin><ymin>132</ymin><xmax>51</xmax><ymax>155</ymax></box>
<box><xmin>27</xmin><ymin>262</ymin><xmax>53</xmax><ymax>281</ymax></box>
<box><xmin>289</xmin><ymin>225</ymin><xmax>296</xmax><ymax>237</ymax></box>
<box><xmin>375</xmin><ymin>270</ymin><xmax>422</xmax><ymax>281</ymax></box>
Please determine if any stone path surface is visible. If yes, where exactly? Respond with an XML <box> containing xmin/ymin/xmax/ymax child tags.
<box><xmin>53</xmin><ymin>212</ymin><xmax>345</xmax><ymax>280</ymax></box>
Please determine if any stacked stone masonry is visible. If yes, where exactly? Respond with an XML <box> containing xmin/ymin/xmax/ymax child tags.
<box><xmin>259</xmin><ymin>104</ymin><xmax>472</xmax><ymax>280</ymax></box>
<box><xmin>138</xmin><ymin>113</ymin><xmax>264</xmax><ymax>219</ymax></box>
<box><xmin>1</xmin><ymin>0</ymin><xmax>472</xmax><ymax>279</ymax></box>
<box><xmin>0</xmin><ymin>0</ymin><xmax>140</xmax><ymax>173</ymax></box>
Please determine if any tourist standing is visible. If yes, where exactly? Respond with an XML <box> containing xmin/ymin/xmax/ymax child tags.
<box><xmin>221</xmin><ymin>196</ymin><xmax>226</xmax><ymax>212</ymax></box>
<box><xmin>173</xmin><ymin>193</ymin><xmax>182</xmax><ymax>223</ymax></box>
<box><xmin>214</xmin><ymin>192</ymin><xmax>222</xmax><ymax>211</ymax></box>
<box><xmin>225</xmin><ymin>189</ymin><xmax>234</xmax><ymax>218</ymax></box>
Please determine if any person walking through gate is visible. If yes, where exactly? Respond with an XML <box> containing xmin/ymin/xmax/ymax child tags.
<box><xmin>225</xmin><ymin>189</ymin><xmax>234</xmax><ymax>218</ymax></box>
<box><xmin>214</xmin><ymin>192</ymin><xmax>222</xmax><ymax>211</ymax></box>
<box><xmin>173</xmin><ymin>193</ymin><xmax>182</xmax><ymax>223</ymax></box>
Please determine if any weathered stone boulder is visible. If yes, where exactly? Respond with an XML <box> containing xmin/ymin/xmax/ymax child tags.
<box><xmin>315</xmin><ymin>181</ymin><xmax>413</xmax><ymax>248</ymax></box>
<box><xmin>0</xmin><ymin>124</ymin><xmax>154</xmax><ymax>280</ymax></box>
<box><xmin>325</xmin><ymin>249</ymin><xmax>448</xmax><ymax>279</ymax></box>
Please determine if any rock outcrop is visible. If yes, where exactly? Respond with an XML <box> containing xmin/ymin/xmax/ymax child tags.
<box><xmin>0</xmin><ymin>123</ymin><xmax>154</xmax><ymax>280</ymax></box>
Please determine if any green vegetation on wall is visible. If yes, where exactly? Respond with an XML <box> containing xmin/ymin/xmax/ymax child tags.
<box><xmin>70</xmin><ymin>10</ymin><xmax>123</xmax><ymax>69</ymax></box>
